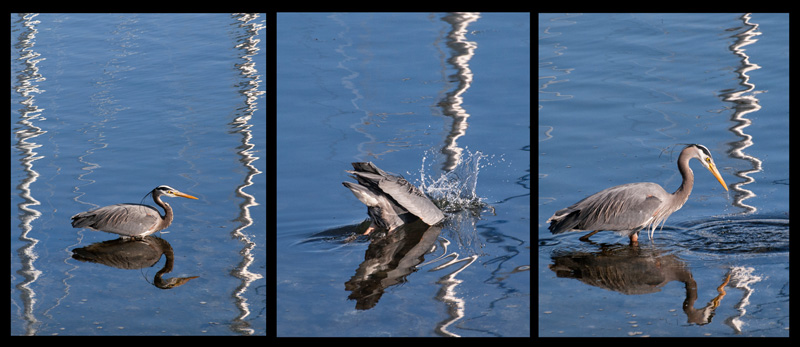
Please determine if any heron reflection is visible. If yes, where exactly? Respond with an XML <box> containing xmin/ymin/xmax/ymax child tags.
<box><xmin>72</xmin><ymin>236</ymin><xmax>199</xmax><ymax>289</ymax></box>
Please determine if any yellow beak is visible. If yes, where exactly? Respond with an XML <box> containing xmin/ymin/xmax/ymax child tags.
<box><xmin>174</xmin><ymin>191</ymin><xmax>199</xmax><ymax>200</ymax></box>
<box><xmin>707</xmin><ymin>163</ymin><xmax>728</xmax><ymax>191</ymax></box>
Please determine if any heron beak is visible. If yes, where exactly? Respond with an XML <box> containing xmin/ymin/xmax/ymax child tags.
<box><xmin>707</xmin><ymin>163</ymin><xmax>728</xmax><ymax>191</ymax></box>
<box><xmin>174</xmin><ymin>191</ymin><xmax>199</xmax><ymax>200</ymax></box>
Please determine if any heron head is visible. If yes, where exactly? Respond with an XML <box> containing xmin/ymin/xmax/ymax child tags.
<box><xmin>153</xmin><ymin>185</ymin><xmax>199</xmax><ymax>200</ymax></box>
<box><xmin>686</xmin><ymin>144</ymin><xmax>728</xmax><ymax>192</ymax></box>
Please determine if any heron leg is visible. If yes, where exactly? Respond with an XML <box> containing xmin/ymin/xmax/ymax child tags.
<box><xmin>363</xmin><ymin>222</ymin><xmax>377</xmax><ymax>236</ymax></box>
<box><xmin>629</xmin><ymin>232</ymin><xmax>639</xmax><ymax>245</ymax></box>
<box><xmin>579</xmin><ymin>230</ymin><xmax>601</xmax><ymax>242</ymax></box>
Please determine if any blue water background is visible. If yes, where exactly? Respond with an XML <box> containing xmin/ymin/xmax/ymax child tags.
<box><xmin>539</xmin><ymin>13</ymin><xmax>788</xmax><ymax>337</ymax></box>
<box><xmin>277</xmin><ymin>13</ymin><xmax>530</xmax><ymax>337</ymax></box>
<box><xmin>11</xmin><ymin>13</ymin><xmax>266</xmax><ymax>335</ymax></box>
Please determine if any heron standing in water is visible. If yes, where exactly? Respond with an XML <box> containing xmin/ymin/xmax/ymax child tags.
<box><xmin>71</xmin><ymin>185</ymin><xmax>198</xmax><ymax>239</ymax></box>
<box><xmin>547</xmin><ymin>144</ymin><xmax>728</xmax><ymax>244</ymax></box>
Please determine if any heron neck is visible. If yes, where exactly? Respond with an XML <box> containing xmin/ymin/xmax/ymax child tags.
<box><xmin>673</xmin><ymin>155</ymin><xmax>694</xmax><ymax>206</ymax></box>
<box><xmin>154</xmin><ymin>195</ymin><xmax>173</xmax><ymax>229</ymax></box>
<box><xmin>162</xmin><ymin>202</ymin><xmax>173</xmax><ymax>227</ymax></box>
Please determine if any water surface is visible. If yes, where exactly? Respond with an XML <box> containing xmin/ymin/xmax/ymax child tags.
<box><xmin>539</xmin><ymin>13</ymin><xmax>788</xmax><ymax>337</ymax></box>
<box><xmin>11</xmin><ymin>13</ymin><xmax>267</xmax><ymax>335</ymax></box>
<box><xmin>277</xmin><ymin>12</ymin><xmax>530</xmax><ymax>337</ymax></box>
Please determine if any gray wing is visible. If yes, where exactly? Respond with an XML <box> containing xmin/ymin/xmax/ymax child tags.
<box><xmin>342</xmin><ymin>181</ymin><xmax>407</xmax><ymax>231</ymax></box>
<box><xmin>71</xmin><ymin>204</ymin><xmax>162</xmax><ymax>236</ymax></box>
<box><xmin>349</xmin><ymin>162</ymin><xmax>389</xmax><ymax>176</ymax></box>
<box><xmin>374</xmin><ymin>175</ymin><xmax>444</xmax><ymax>225</ymax></box>
<box><xmin>345</xmin><ymin>162</ymin><xmax>444</xmax><ymax>226</ymax></box>
<box><xmin>548</xmin><ymin>182</ymin><xmax>667</xmax><ymax>234</ymax></box>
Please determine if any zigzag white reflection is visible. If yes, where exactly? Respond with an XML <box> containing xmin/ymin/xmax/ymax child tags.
<box><xmin>12</xmin><ymin>12</ymin><xmax>47</xmax><ymax>336</ymax></box>
<box><xmin>421</xmin><ymin>238</ymin><xmax>478</xmax><ymax>337</ymax></box>
<box><xmin>229</xmin><ymin>13</ymin><xmax>265</xmax><ymax>336</ymax></box>
<box><xmin>721</xmin><ymin>13</ymin><xmax>763</xmax><ymax>215</ymax></box>
<box><xmin>723</xmin><ymin>266</ymin><xmax>763</xmax><ymax>334</ymax></box>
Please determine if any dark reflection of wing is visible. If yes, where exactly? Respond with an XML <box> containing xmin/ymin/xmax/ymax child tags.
<box><xmin>72</xmin><ymin>236</ymin><xmax>198</xmax><ymax>289</ymax></box>
<box><xmin>72</xmin><ymin>236</ymin><xmax>168</xmax><ymax>269</ymax></box>
<box><xmin>549</xmin><ymin>245</ymin><xmax>687</xmax><ymax>295</ymax></box>
<box><xmin>345</xmin><ymin>219</ymin><xmax>442</xmax><ymax>310</ymax></box>
<box><xmin>549</xmin><ymin>244</ymin><xmax>731</xmax><ymax>325</ymax></box>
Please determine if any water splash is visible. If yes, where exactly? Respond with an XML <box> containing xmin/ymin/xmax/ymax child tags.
<box><xmin>417</xmin><ymin>148</ymin><xmax>492</xmax><ymax>214</ymax></box>
<box><xmin>413</xmin><ymin>148</ymin><xmax>496</xmax><ymax>254</ymax></box>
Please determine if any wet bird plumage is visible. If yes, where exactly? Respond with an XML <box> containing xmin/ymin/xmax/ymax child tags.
<box><xmin>343</xmin><ymin>162</ymin><xmax>444</xmax><ymax>234</ymax></box>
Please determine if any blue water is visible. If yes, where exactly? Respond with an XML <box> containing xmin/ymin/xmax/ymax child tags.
<box><xmin>277</xmin><ymin>13</ymin><xmax>530</xmax><ymax>337</ymax></box>
<box><xmin>11</xmin><ymin>13</ymin><xmax>266</xmax><ymax>335</ymax></box>
<box><xmin>539</xmin><ymin>13</ymin><xmax>788</xmax><ymax>337</ymax></box>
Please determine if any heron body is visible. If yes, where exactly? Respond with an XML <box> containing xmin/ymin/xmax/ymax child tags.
<box><xmin>71</xmin><ymin>185</ymin><xmax>198</xmax><ymax>238</ymax></box>
<box><xmin>343</xmin><ymin>162</ymin><xmax>444</xmax><ymax>235</ymax></box>
<box><xmin>547</xmin><ymin>144</ymin><xmax>728</xmax><ymax>243</ymax></box>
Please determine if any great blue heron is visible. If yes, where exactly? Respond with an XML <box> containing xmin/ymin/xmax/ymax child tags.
<box><xmin>71</xmin><ymin>185</ymin><xmax>198</xmax><ymax>239</ymax></box>
<box><xmin>343</xmin><ymin>162</ymin><xmax>445</xmax><ymax>235</ymax></box>
<box><xmin>547</xmin><ymin>144</ymin><xmax>728</xmax><ymax>244</ymax></box>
